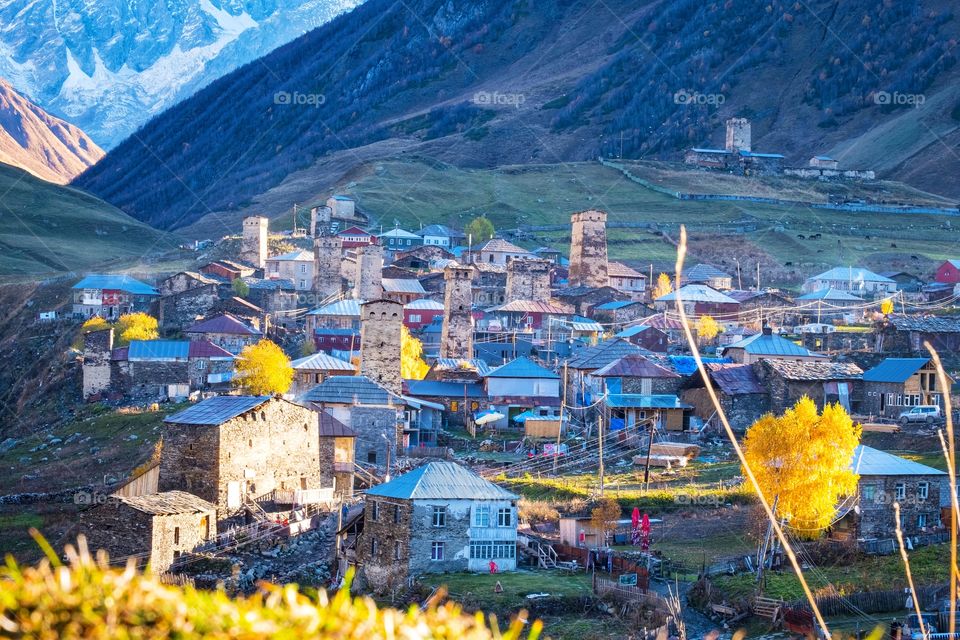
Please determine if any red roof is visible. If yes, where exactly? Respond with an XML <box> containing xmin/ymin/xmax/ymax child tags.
<box><xmin>319</xmin><ymin>411</ymin><xmax>356</xmax><ymax>437</ymax></box>
<box><xmin>188</xmin><ymin>340</ymin><xmax>235</xmax><ymax>358</ymax></box>
<box><xmin>338</xmin><ymin>226</ymin><xmax>371</xmax><ymax>237</ymax></box>
<box><xmin>592</xmin><ymin>354</ymin><xmax>679</xmax><ymax>378</ymax></box>
<box><xmin>186</xmin><ymin>313</ymin><xmax>260</xmax><ymax>335</ymax></box>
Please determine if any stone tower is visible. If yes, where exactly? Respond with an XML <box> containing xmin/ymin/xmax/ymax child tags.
<box><xmin>506</xmin><ymin>258</ymin><xmax>552</xmax><ymax>303</ymax></box>
<box><xmin>360</xmin><ymin>299</ymin><xmax>403</xmax><ymax>394</ymax></box>
<box><xmin>82</xmin><ymin>328</ymin><xmax>114</xmax><ymax>399</ymax></box>
<box><xmin>310</xmin><ymin>204</ymin><xmax>332</xmax><ymax>237</ymax></box>
<box><xmin>313</xmin><ymin>235</ymin><xmax>343</xmax><ymax>304</ymax></box>
<box><xmin>241</xmin><ymin>216</ymin><xmax>268</xmax><ymax>268</ymax></box>
<box><xmin>568</xmin><ymin>210</ymin><xmax>609</xmax><ymax>289</ymax></box>
<box><xmin>440</xmin><ymin>266</ymin><xmax>474</xmax><ymax>360</ymax></box>
<box><xmin>725</xmin><ymin>117</ymin><xmax>751</xmax><ymax>152</ymax></box>
<box><xmin>353</xmin><ymin>244</ymin><xmax>383</xmax><ymax>300</ymax></box>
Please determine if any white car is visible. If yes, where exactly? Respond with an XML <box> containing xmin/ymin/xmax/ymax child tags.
<box><xmin>899</xmin><ymin>405</ymin><xmax>942</xmax><ymax>425</ymax></box>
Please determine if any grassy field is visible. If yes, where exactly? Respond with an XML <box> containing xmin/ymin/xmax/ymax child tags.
<box><xmin>0</xmin><ymin>164</ymin><xmax>179</xmax><ymax>279</ymax></box>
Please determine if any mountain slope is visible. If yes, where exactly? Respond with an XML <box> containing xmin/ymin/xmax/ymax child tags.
<box><xmin>0</xmin><ymin>0</ymin><xmax>361</xmax><ymax>148</ymax></box>
<box><xmin>0</xmin><ymin>163</ymin><xmax>173</xmax><ymax>278</ymax></box>
<box><xmin>75</xmin><ymin>0</ymin><xmax>960</xmax><ymax>231</ymax></box>
<box><xmin>0</xmin><ymin>79</ymin><xmax>103</xmax><ymax>184</ymax></box>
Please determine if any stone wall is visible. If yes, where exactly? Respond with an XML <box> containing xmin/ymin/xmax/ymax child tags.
<box><xmin>354</xmin><ymin>245</ymin><xmax>384</xmax><ymax>301</ymax></box>
<box><xmin>113</xmin><ymin>360</ymin><xmax>190</xmax><ymax>400</ymax></box>
<box><xmin>568</xmin><ymin>210</ymin><xmax>609</xmax><ymax>289</ymax></box>
<box><xmin>621</xmin><ymin>377</ymin><xmax>683</xmax><ymax>396</ymax></box>
<box><xmin>348</xmin><ymin>405</ymin><xmax>402</xmax><ymax>467</ymax></box>
<box><xmin>319</xmin><ymin>435</ymin><xmax>355</xmax><ymax>498</ymax></box>
<box><xmin>313</xmin><ymin>236</ymin><xmax>344</xmax><ymax>304</ymax></box>
<box><xmin>311</xmin><ymin>205</ymin><xmax>332</xmax><ymax>237</ymax></box>
<box><xmin>440</xmin><ymin>266</ymin><xmax>473</xmax><ymax>359</ymax></box>
<box><xmin>82</xmin><ymin>328</ymin><xmax>114</xmax><ymax>399</ymax></box>
<box><xmin>505</xmin><ymin>258</ymin><xmax>552</xmax><ymax>302</ymax></box>
<box><xmin>77</xmin><ymin>501</ymin><xmax>154</xmax><ymax>568</ymax></box>
<box><xmin>360</xmin><ymin>299</ymin><xmax>403</xmax><ymax>395</ymax></box>
<box><xmin>359</xmin><ymin>497</ymin><xmax>413</xmax><ymax>583</ymax></box>
<box><xmin>241</xmin><ymin>216</ymin><xmax>268</xmax><ymax>268</ymax></box>
<box><xmin>158</xmin><ymin>285</ymin><xmax>219</xmax><ymax>332</ymax></box>
<box><xmin>150</xmin><ymin>509</ymin><xmax>216</xmax><ymax>573</ymax></box>
<box><xmin>857</xmin><ymin>474</ymin><xmax>942</xmax><ymax>538</ymax></box>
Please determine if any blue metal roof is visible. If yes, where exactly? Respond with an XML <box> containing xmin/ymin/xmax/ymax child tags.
<box><xmin>307</xmin><ymin>299</ymin><xmax>362</xmax><ymax>316</ymax></box>
<box><xmin>723</xmin><ymin>333</ymin><xmax>819</xmax><ymax>357</ymax></box>
<box><xmin>595</xmin><ymin>300</ymin><xmax>641</xmax><ymax>311</ymax></box>
<box><xmin>484</xmin><ymin>356</ymin><xmax>559</xmax><ymax>379</ymax></box>
<box><xmin>366</xmin><ymin>461</ymin><xmax>518</xmax><ymax>500</ymax></box>
<box><xmin>128</xmin><ymin>340</ymin><xmax>190</xmax><ymax>360</ymax></box>
<box><xmin>605</xmin><ymin>394</ymin><xmax>692</xmax><ymax>409</ymax></box>
<box><xmin>406</xmin><ymin>379</ymin><xmax>487</xmax><ymax>398</ymax></box>
<box><xmin>165</xmin><ymin>396</ymin><xmax>272</xmax><ymax>425</ymax></box>
<box><xmin>739</xmin><ymin>150</ymin><xmax>785</xmax><ymax>158</ymax></box>
<box><xmin>72</xmin><ymin>274</ymin><xmax>158</xmax><ymax>295</ymax></box>
<box><xmin>796</xmin><ymin>288</ymin><xmax>864</xmax><ymax>302</ymax></box>
<box><xmin>668</xmin><ymin>355</ymin><xmax>731</xmax><ymax>376</ymax></box>
<box><xmin>851</xmin><ymin>445</ymin><xmax>945</xmax><ymax>476</ymax></box>
<box><xmin>616</xmin><ymin>325</ymin><xmax>653</xmax><ymax>338</ymax></box>
<box><xmin>862</xmin><ymin>358</ymin><xmax>930</xmax><ymax>383</ymax></box>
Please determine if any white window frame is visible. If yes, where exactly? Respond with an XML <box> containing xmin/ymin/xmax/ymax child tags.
<box><xmin>432</xmin><ymin>505</ymin><xmax>446</xmax><ymax>527</ymax></box>
<box><xmin>497</xmin><ymin>507</ymin><xmax>512</xmax><ymax>528</ymax></box>
<box><xmin>918</xmin><ymin>482</ymin><xmax>929</xmax><ymax>500</ymax></box>
<box><xmin>474</xmin><ymin>505</ymin><xmax>491</xmax><ymax>527</ymax></box>
<box><xmin>895</xmin><ymin>483</ymin><xmax>906</xmax><ymax>501</ymax></box>
<box><xmin>431</xmin><ymin>541</ymin><xmax>444</xmax><ymax>561</ymax></box>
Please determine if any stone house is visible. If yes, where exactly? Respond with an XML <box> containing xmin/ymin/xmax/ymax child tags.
<box><xmin>754</xmin><ymin>359</ymin><xmax>863</xmax><ymax>414</ymax></box>
<box><xmin>470</xmin><ymin>237</ymin><xmax>533</xmax><ymax>266</ymax></box>
<box><xmin>242</xmin><ymin>278</ymin><xmax>301</xmax><ymax>324</ymax></box>
<box><xmin>185</xmin><ymin>313</ymin><xmax>261</xmax><ymax>355</ymax></box>
<box><xmin>157</xmin><ymin>283</ymin><xmax>221</xmax><ymax>332</ymax></box>
<box><xmin>682</xmin><ymin>363</ymin><xmax>769</xmax><ymax>431</ymax></box>
<box><xmin>861</xmin><ymin>357</ymin><xmax>951</xmax><ymax>419</ymax></box>
<box><xmin>290</xmin><ymin>351</ymin><xmax>357</xmax><ymax>395</ymax></box>
<box><xmin>833</xmin><ymin>446</ymin><xmax>945</xmax><ymax>541</ymax></box>
<box><xmin>592</xmin><ymin>354</ymin><xmax>681</xmax><ymax>396</ymax></box>
<box><xmin>682</xmin><ymin>264</ymin><xmax>733</xmax><ymax>291</ymax></box>
<box><xmin>77</xmin><ymin>491</ymin><xmax>216</xmax><ymax>573</ymax></box>
<box><xmin>614</xmin><ymin>325</ymin><xmax>669</xmax><ymax>352</ymax></box>
<box><xmin>319</xmin><ymin>411</ymin><xmax>356</xmax><ymax>498</ymax></box>
<box><xmin>358</xmin><ymin>461</ymin><xmax>519</xmax><ymax>582</ymax></box>
<box><xmin>160</xmin><ymin>396</ymin><xmax>327</xmax><ymax>516</ymax></box>
<box><xmin>875</xmin><ymin>315</ymin><xmax>960</xmax><ymax>354</ymax></box>
<box><xmin>71</xmin><ymin>274</ymin><xmax>159</xmax><ymax>319</ymax></box>
<box><xmin>200</xmin><ymin>260</ymin><xmax>254</xmax><ymax>282</ymax></box>
<box><xmin>607</xmin><ymin>262</ymin><xmax>647</xmax><ymax>298</ymax></box>
<box><xmin>265</xmin><ymin>249</ymin><xmax>315</xmax><ymax>291</ymax></box>
<box><xmin>654</xmin><ymin>284</ymin><xmax>739</xmax><ymax>316</ymax></box>
<box><xmin>555</xmin><ymin>286</ymin><xmax>631</xmax><ymax>317</ymax></box>
<box><xmin>470</xmin><ymin>262</ymin><xmax>507</xmax><ymax>307</ymax></box>
<box><xmin>722</xmin><ymin>327</ymin><xmax>827</xmax><ymax>364</ymax></box>
<box><xmin>565</xmin><ymin>339</ymin><xmax>650</xmax><ymax>406</ymax></box>
<box><xmin>591</xmin><ymin>300</ymin><xmax>651</xmax><ymax>325</ymax></box>
<box><xmin>158</xmin><ymin>271</ymin><xmax>223</xmax><ymax>297</ymax></box>
<box><xmin>392</xmin><ymin>245</ymin><xmax>456</xmax><ymax>272</ymax></box>
<box><xmin>803</xmin><ymin>267</ymin><xmax>896</xmax><ymax>298</ymax></box>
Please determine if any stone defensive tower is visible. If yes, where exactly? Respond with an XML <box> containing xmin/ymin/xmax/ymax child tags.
<box><xmin>568</xmin><ymin>210</ymin><xmax>609</xmax><ymax>289</ymax></box>
<box><xmin>313</xmin><ymin>235</ymin><xmax>343</xmax><ymax>304</ymax></box>
<box><xmin>241</xmin><ymin>216</ymin><xmax>268</xmax><ymax>268</ymax></box>
<box><xmin>440</xmin><ymin>266</ymin><xmax>474</xmax><ymax>360</ymax></box>
<box><xmin>360</xmin><ymin>299</ymin><xmax>403</xmax><ymax>395</ymax></box>
<box><xmin>506</xmin><ymin>258</ymin><xmax>552</xmax><ymax>303</ymax></box>
<box><xmin>353</xmin><ymin>244</ymin><xmax>384</xmax><ymax>300</ymax></box>
<box><xmin>310</xmin><ymin>204</ymin><xmax>332</xmax><ymax>237</ymax></box>
<box><xmin>725</xmin><ymin>117</ymin><xmax>751</xmax><ymax>152</ymax></box>
<box><xmin>82</xmin><ymin>328</ymin><xmax>114</xmax><ymax>398</ymax></box>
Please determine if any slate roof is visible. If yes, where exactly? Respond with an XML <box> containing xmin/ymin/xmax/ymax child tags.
<box><xmin>683</xmin><ymin>264</ymin><xmax>731</xmax><ymax>282</ymax></box>
<box><xmin>887</xmin><ymin>315</ymin><xmax>960</xmax><ymax>333</ymax></box>
<box><xmin>723</xmin><ymin>332</ymin><xmax>821</xmax><ymax>358</ymax></box>
<box><xmin>657</xmin><ymin>284</ymin><xmax>739</xmax><ymax>304</ymax></box>
<box><xmin>115</xmin><ymin>490</ymin><xmax>217</xmax><ymax>515</ymax></box>
<box><xmin>605</xmin><ymin>394</ymin><xmax>692</xmax><ymax>409</ymax></box>
<box><xmin>307</xmin><ymin>299</ymin><xmax>363</xmax><ymax>317</ymax></box>
<box><xmin>489</xmin><ymin>300</ymin><xmax>573</xmax><ymax>314</ymax></box>
<box><xmin>382</xmin><ymin>278</ymin><xmax>427</xmax><ymax>294</ymax></box>
<box><xmin>73</xmin><ymin>274</ymin><xmax>158</xmax><ymax>295</ymax></box>
<box><xmin>607</xmin><ymin>262</ymin><xmax>645</xmax><ymax>278</ymax></box>
<box><xmin>484</xmin><ymin>357</ymin><xmax>559</xmax><ymax>379</ymax></box>
<box><xmin>186</xmin><ymin>313</ymin><xmax>260</xmax><ymax>335</ymax></box>
<box><xmin>851</xmin><ymin>445</ymin><xmax>946</xmax><ymax>476</ymax></box>
<box><xmin>763</xmin><ymin>360</ymin><xmax>863</xmax><ymax>381</ymax></box>
<box><xmin>165</xmin><ymin>396</ymin><xmax>272</xmax><ymax>425</ymax></box>
<box><xmin>290</xmin><ymin>352</ymin><xmax>356</xmax><ymax>372</ymax></box>
<box><xmin>244</xmin><ymin>277</ymin><xmax>296</xmax><ymax>290</ymax></box>
<box><xmin>592</xmin><ymin>354</ymin><xmax>679</xmax><ymax>379</ymax></box>
<box><xmin>477</xmin><ymin>238</ymin><xmax>530</xmax><ymax>255</ymax></box>
<box><xmin>404</xmin><ymin>379</ymin><xmax>487</xmax><ymax>398</ymax></box>
<box><xmin>862</xmin><ymin>358</ymin><xmax>930</xmax><ymax>383</ymax></box>
<box><xmin>706</xmin><ymin>363</ymin><xmax>764</xmax><ymax>395</ymax></box>
<box><xmin>303</xmin><ymin>375</ymin><xmax>403</xmax><ymax>406</ymax></box>
<box><xmin>318</xmin><ymin>411</ymin><xmax>356</xmax><ymax>438</ymax></box>
<box><xmin>566</xmin><ymin>339</ymin><xmax>647</xmax><ymax>370</ymax></box>
<box><xmin>810</xmin><ymin>267</ymin><xmax>894</xmax><ymax>284</ymax></box>
<box><xmin>796</xmin><ymin>288</ymin><xmax>864</xmax><ymax>302</ymax></box>
<box><xmin>366</xmin><ymin>461</ymin><xmax>518</xmax><ymax>500</ymax></box>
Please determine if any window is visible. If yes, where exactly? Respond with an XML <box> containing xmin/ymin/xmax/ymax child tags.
<box><xmin>497</xmin><ymin>507</ymin><xmax>512</xmax><ymax>528</ymax></box>
<box><xmin>196</xmin><ymin>360</ymin><xmax>206</xmax><ymax>370</ymax></box>
<box><xmin>474</xmin><ymin>505</ymin><xmax>491</xmax><ymax>527</ymax></box>
<box><xmin>895</xmin><ymin>483</ymin><xmax>906</xmax><ymax>501</ymax></box>
<box><xmin>409</xmin><ymin>314</ymin><xmax>421</xmax><ymax>323</ymax></box>
<box><xmin>372</xmin><ymin>501</ymin><xmax>380</xmax><ymax>522</ymax></box>
<box><xmin>861</xmin><ymin>485</ymin><xmax>876</xmax><ymax>502</ymax></box>
<box><xmin>450</xmin><ymin>401</ymin><xmax>459</xmax><ymax>412</ymax></box>
<box><xmin>470</xmin><ymin>541</ymin><xmax>516</xmax><ymax>559</ymax></box>
<box><xmin>431</xmin><ymin>541</ymin><xmax>444</xmax><ymax>561</ymax></box>
<box><xmin>174</xmin><ymin>527</ymin><xmax>180</xmax><ymax>545</ymax></box>
<box><xmin>432</xmin><ymin>506</ymin><xmax>446</xmax><ymax>527</ymax></box>
<box><xmin>394</xmin><ymin>504</ymin><xmax>402</xmax><ymax>523</ymax></box>
<box><xmin>300</xmin><ymin>264</ymin><xmax>307</xmax><ymax>273</ymax></box>
<box><xmin>918</xmin><ymin>514</ymin><xmax>928</xmax><ymax>529</ymax></box>
<box><xmin>371</xmin><ymin>538</ymin><xmax>378</xmax><ymax>556</ymax></box>
<box><xmin>368</xmin><ymin>451</ymin><xmax>378</xmax><ymax>464</ymax></box>
<box><xmin>918</xmin><ymin>482</ymin><xmax>929</xmax><ymax>500</ymax></box>
<box><xmin>394</xmin><ymin>541</ymin><xmax>402</xmax><ymax>560</ymax></box>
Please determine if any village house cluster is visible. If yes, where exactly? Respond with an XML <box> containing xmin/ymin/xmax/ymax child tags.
<box><xmin>68</xmin><ymin>193</ymin><xmax>960</xmax><ymax>588</ymax></box>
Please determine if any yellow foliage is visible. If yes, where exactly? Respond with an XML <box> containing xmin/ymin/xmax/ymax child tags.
<box><xmin>401</xmin><ymin>325</ymin><xmax>429</xmax><ymax>380</ymax></box>
<box><xmin>652</xmin><ymin>272</ymin><xmax>673</xmax><ymax>299</ymax></box>
<box><xmin>881</xmin><ymin>298</ymin><xmax>894</xmax><ymax>315</ymax></box>
<box><xmin>590</xmin><ymin>497</ymin><xmax>622</xmax><ymax>544</ymax></box>
<box><xmin>742</xmin><ymin>397</ymin><xmax>861</xmax><ymax>538</ymax></box>
<box><xmin>0</xmin><ymin>537</ymin><xmax>540</xmax><ymax>639</ymax></box>
<box><xmin>114</xmin><ymin>312</ymin><xmax>159</xmax><ymax>346</ymax></box>
<box><xmin>696</xmin><ymin>315</ymin><xmax>721</xmax><ymax>343</ymax></box>
<box><xmin>81</xmin><ymin>316</ymin><xmax>110</xmax><ymax>333</ymax></box>
<box><xmin>234</xmin><ymin>339</ymin><xmax>293</xmax><ymax>395</ymax></box>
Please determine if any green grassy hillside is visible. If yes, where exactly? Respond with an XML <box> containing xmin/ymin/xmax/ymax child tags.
<box><xmin>0</xmin><ymin>163</ymin><xmax>176</xmax><ymax>278</ymax></box>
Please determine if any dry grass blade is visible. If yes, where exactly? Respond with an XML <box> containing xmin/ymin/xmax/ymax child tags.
<box><xmin>893</xmin><ymin>502</ymin><xmax>928</xmax><ymax>639</ymax></box>
<box><xmin>925</xmin><ymin>342</ymin><xmax>957</xmax><ymax>637</ymax></box>
<box><xmin>672</xmin><ymin>225</ymin><xmax>832</xmax><ymax>639</ymax></box>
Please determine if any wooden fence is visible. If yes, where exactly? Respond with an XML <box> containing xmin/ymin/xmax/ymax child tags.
<box><xmin>402</xmin><ymin>446</ymin><xmax>452</xmax><ymax>459</ymax></box>
<box><xmin>789</xmin><ymin>583</ymin><xmax>948</xmax><ymax>617</ymax></box>
<box><xmin>553</xmin><ymin>542</ymin><xmax>650</xmax><ymax>589</ymax></box>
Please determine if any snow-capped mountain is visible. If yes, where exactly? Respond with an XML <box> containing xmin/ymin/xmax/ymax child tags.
<box><xmin>0</xmin><ymin>0</ymin><xmax>361</xmax><ymax>149</ymax></box>
<box><xmin>0</xmin><ymin>78</ymin><xmax>103</xmax><ymax>183</ymax></box>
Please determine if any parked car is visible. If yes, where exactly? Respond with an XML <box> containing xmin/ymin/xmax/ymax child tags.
<box><xmin>899</xmin><ymin>405</ymin><xmax>943</xmax><ymax>425</ymax></box>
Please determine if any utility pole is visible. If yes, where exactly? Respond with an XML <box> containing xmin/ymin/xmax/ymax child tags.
<box><xmin>598</xmin><ymin>413</ymin><xmax>605</xmax><ymax>497</ymax></box>
<box><xmin>757</xmin><ymin>262</ymin><xmax>761</xmax><ymax>291</ymax></box>
<box><xmin>643</xmin><ymin>415</ymin><xmax>656</xmax><ymax>489</ymax></box>
<box><xmin>554</xmin><ymin>363</ymin><xmax>568</xmax><ymax>474</ymax></box>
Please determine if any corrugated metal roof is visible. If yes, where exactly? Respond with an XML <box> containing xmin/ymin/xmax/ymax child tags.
<box><xmin>379</xmin><ymin>228</ymin><xmax>421</xmax><ymax>239</ymax></box>
<box><xmin>404</xmin><ymin>298</ymin><xmax>444</xmax><ymax>310</ymax></box>
<box><xmin>592</xmin><ymin>355</ymin><xmax>679</xmax><ymax>379</ymax></box>
<box><xmin>739</xmin><ymin>150</ymin><xmax>785</xmax><ymax>158</ymax></box>
<box><xmin>165</xmin><ymin>396</ymin><xmax>272</xmax><ymax>425</ymax></box>
<box><xmin>489</xmin><ymin>300</ymin><xmax>573</xmax><ymax>314</ymax></box>
<box><xmin>304</xmin><ymin>375</ymin><xmax>403</xmax><ymax>406</ymax></box>
<box><xmin>307</xmin><ymin>299</ymin><xmax>362</xmax><ymax>316</ymax></box>
<box><xmin>366</xmin><ymin>461</ymin><xmax>518</xmax><ymax>500</ymax></box>
<box><xmin>851</xmin><ymin>445</ymin><xmax>946</xmax><ymax>476</ymax></box>
<box><xmin>290</xmin><ymin>352</ymin><xmax>356</xmax><ymax>372</ymax></box>
<box><xmin>605</xmin><ymin>394</ymin><xmax>692</xmax><ymax>409</ymax></box>
<box><xmin>188</xmin><ymin>341</ymin><xmax>235</xmax><ymax>359</ymax></box>
<box><xmin>432</xmin><ymin>358</ymin><xmax>492</xmax><ymax>376</ymax></box>
<box><xmin>484</xmin><ymin>357</ymin><xmax>559</xmax><ymax>379</ymax></box>
<box><xmin>405</xmin><ymin>379</ymin><xmax>487</xmax><ymax>398</ymax></box>
<box><xmin>382</xmin><ymin>278</ymin><xmax>426</xmax><ymax>294</ymax></box>
<box><xmin>862</xmin><ymin>358</ymin><xmax>930</xmax><ymax>383</ymax></box>
<box><xmin>796</xmin><ymin>288</ymin><xmax>864</xmax><ymax>302</ymax></box>
<box><xmin>657</xmin><ymin>284</ymin><xmax>739</xmax><ymax>304</ymax></box>
<box><xmin>723</xmin><ymin>332</ymin><xmax>820</xmax><ymax>357</ymax></box>
<box><xmin>566</xmin><ymin>339</ymin><xmax>647</xmax><ymax>370</ymax></box>
<box><xmin>683</xmin><ymin>264</ymin><xmax>731</xmax><ymax>281</ymax></box>
<box><xmin>570</xmin><ymin>316</ymin><xmax>603</xmax><ymax>332</ymax></box>
<box><xmin>691</xmin><ymin>148</ymin><xmax>731</xmax><ymax>154</ymax></box>
<box><xmin>267</xmin><ymin>250</ymin><xmax>313</xmax><ymax>262</ymax></box>
<box><xmin>72</xmin><ymin>274</ymin><xmax>158</xmax><ymax>295</ymax></box>
<box><xmin>615</xmin><ymin>325</ymin><xmax>654</xmax><ymax>338</ymax></box>
<box><xmin>810</xmin><ymin>267</ymin><xmax>895</xmax><ymax>284</ymax></box>
<box><xmin>186</xmin><ymin>313</ymin><xmax>260</xmax><ymax>335</ymax></box>
<box><xmin>417</xmin><ymin>224</ymin><xmax>464</xmax><ymax>238</ymax></box>
<box><xmin>128</xmin><ymin>340</ymin><xmax>190</xmax><ymax>360</ymax></box>
<box><xmin>115</xmin><ymin>490</ymin><xmax>216</xmax><ymax>515</ymax></box>
<box><xmin>477</xmin><ymin>238</ymin><xmax>530</xmax><ymax>255</ymax></box>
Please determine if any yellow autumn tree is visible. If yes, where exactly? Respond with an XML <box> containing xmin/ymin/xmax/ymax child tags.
<box><xmin>401</xmin><ymin>325</ymin><xmax>429</xmax><ymax>380</ymax></box>
<box><xmin>743</xmin><ymin>397</ymin><xmax>861</xmax><ymax>538</ymax></box>
<box><xmin>590</xmin><ymin>497</ymin><xmax>622</xmax><ymax>546</ymax></box>
<box><xmin>114</xmin><ymin>312</ymin><xmax>159</xmax><ymax>346</ymax></box>
<box><xmin>73</xmin><ymin>316</ymin><xmax>112</xmax><ymax>349</ymax></box>
<box><xmin>652</xmin><ymin>272</ymin><xmax>673</xmax><ymax>299</ymax></box>
<box><xmin>696</xmin><ymin>315</ymin><xmax>721</xmax><ymax>344</ymax></box>
<box><xmin>234</xmin><ymin>339</ymin><xmax>293</xmax><ymax>395</ymax></box>
<box><xmin>881</xmin><ymin>298</ymin><xmax>894</xmax><ymax>315</ymax></box>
